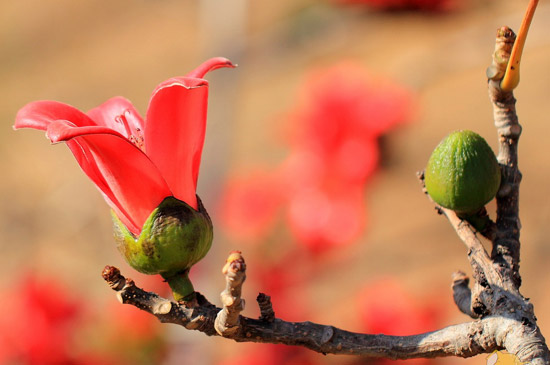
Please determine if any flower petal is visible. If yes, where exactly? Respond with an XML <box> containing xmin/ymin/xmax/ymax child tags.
<box><xmin>145</xmin><ymin>58</ymin><xmax>235</xmax><ymax>209</ymax></box>
<box><xmin>86</xmin><ymin>97</ymin><xmax>145</xmax><ymax>141</ymax></box>
<box><xmin>185</xmin><ymin>57</ymin><xmax>235</xmax><ymax>79</ymax></box>
<box><xmin>65</xmin><ymin>138</ymin><xmax>138</xmax><ymax>233</ymax></box>
<box><xmin>46</xmin><ymin>121</ymin><xmax>127</xmax><ymax>144</ymax></box>
<box><xmin>47</xmin><ymin>120</ymin><xmax>172</xmax><ymax>234</ymax></box>
<box><xmin>14</xmin><ymin>101</ymin><xmax>95</xmax><ymax>131</ymax></box>
<box><xmin>145</xmin><ymin>81</ymin><xmax>205</xmax><ymax>209</ymax></box>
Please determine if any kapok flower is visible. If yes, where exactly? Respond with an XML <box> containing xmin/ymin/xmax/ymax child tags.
<box><xmin>14</xmin><ymin>57</ymin><xmax>235</xmax><ymax>301</ymax></box>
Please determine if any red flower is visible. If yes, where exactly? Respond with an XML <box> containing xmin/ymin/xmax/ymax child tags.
<box><xmin>356</xmin><ymin>279</ymin><xmax>450</xmax><ymax>363</ymax></box>
<box><xmin>286</xmin><ymin>62</ymin><xmax>412</xmax><ymax>185</ymax></box>
<box><xmin>14</xmin><ymin>58</ymin><xmax>235</xmax><ymax>235</ymax></box>
<box><xmin>0</xmin><ymin>273</ymin><xmax>165</xmax><ymax>364</ymax></box>
<box><xmin>357</xmin><ymin>278</ymin><xmax>443</xmax><ymax>336</ymax></box>
<box><xmin>279</xmin><ymin>62</ymin><xmax>413</xmax><ymax>253</ymax></box>
<box><xmin>218</xmin><ymin>168</ymin><xmax>284</xmax><ymax>243</ymax></box>
<box><xmin>0</xmin><ymin>275</ymin><xmax>82</xmax><ymax>364</ymax></box>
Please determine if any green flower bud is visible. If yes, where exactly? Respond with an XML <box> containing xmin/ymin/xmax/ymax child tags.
<box><xmin>425</xmin><ymin>130</ymin><xmax>501</xmax><ymax>216</ymax></box>
<box><xmin>112</xmin><ymin>196</ymin><xmax>213</xmax><ymax>301</ymax></box>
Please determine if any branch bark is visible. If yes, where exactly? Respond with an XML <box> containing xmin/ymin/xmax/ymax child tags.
<box><xmin>102</xmin><ymin>262</ymin><xmax>550</xmax><ymax>362</ymax></box>
<box><xmin>101</xmin><ymin>265</ymin><xmax>532</xmax><ymax>360</ymax></box>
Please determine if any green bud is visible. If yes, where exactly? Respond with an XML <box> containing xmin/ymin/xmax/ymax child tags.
<box><xmin>425</xmin><ymin>130</ymin><xmax>501</xmax><ymax>216</ymax></box>
<box><xmin>112</xmin><ymin>196</ymin><xmax>213</xmax><ymax>301</ymax></box>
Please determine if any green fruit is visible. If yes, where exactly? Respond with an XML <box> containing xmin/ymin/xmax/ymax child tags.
<box><xmin>425</xmin><ymin>130</ymin><xmax>501</xmax><ymax>215</ymax></box>
<box><xmin>112</xmin><ymin>196</ymin><xmax>213</xmax><ymax>301</ymax></box>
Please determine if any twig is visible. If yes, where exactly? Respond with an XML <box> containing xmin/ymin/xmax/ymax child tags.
<box><xmin>215</xmin><ymin>251</ymin><xmax>247</xmax><ymax>336</ymax></box>
<box><xmin>439</xmin><ymin>207</ymin><xmax>497</xmax><ymax>287</ymax></box>
<box><xmin>452</xmin><ymin>271</ymin><xmax>478</xmax><ymax>319</ymax></box>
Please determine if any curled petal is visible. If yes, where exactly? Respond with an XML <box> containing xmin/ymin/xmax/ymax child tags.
<box><xmin>46</xmin><ymin>122</ymin><xmax>126</xmax><ymax>144</ymax></box>
<box><xmin>14</xmin><ymin>101</ymin><xmax>95</xmax><ymax>131</ymax></box>
<box><xmin>47</xmin><ymin>120</ymin><xmax>172</xmax><ymax>234</ymax></box>
<box><xmin>87</xmin><ymin>97</ymin><xmax>145</xmax><ymax>141</ymax></box>
<box><xmin>185</xmin><ymin>57</ymin><xmax>236</xmax><ymax>79</ymax></box>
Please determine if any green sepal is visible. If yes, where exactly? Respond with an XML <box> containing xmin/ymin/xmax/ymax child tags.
<box><xmin>112</xmin><ymin>196</ymin><xmax>213</xmax><ymax>299</ymax></box>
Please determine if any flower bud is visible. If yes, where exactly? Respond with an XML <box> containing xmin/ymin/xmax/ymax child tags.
<box><xmin>112</xmin><ymin>196</ymin><xmax>213</xmax><ymax>301</ymax></box>
<box><xmin>425</xmin><ymin>130</ymin><xmax>501</xmax><ymax>216</ymax></box>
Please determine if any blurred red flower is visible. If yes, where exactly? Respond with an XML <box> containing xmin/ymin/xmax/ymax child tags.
<box><xmin>285</xmin><ymin>62</ymin><xmax>412</xmax><ymax>179</ymax></box>
<box><xmin>358</xmin><ymin>278</ymin><xmax>445</xmax><ymax>336</ymax></box>
<box><xmin>357</xmin><ymin>278</ymin><xmax>446</xmax><ymax>364</ymax></box>
<box><xmin>286</xmin><ymin>179</ymin><xmax>367</xmax><ymax>253</ymax></box>
<box><xmin>14</xmin><ymin>58</ymin><xmax>235</xmax><ymax>235</ymax></box>
<box><xmin>0</xmin><ymin>273</ymin><xmax>165</xmax><ymax>364</ymax></box>
<box><xmin>282</xmin><ymin>62</ymin><xmax>413</xmax><ymax>253</ymax></box>
<box><xmin>250</xmin><ymin>255</ymin><xmax>310</xmax><ymax>322</ymax></box>
<box><xmin>219</xmin><ymin>62</ymin><xmax>413</xmax><ymax>255</ymax></box>
<box><xmin>0</xmin><ymin>275</ymin><xmax>83</xmax><ymax>364</ymax></box>
<box><xmin>218</xmin><ymin>169</ymin><xmax>284</xmax><ymax>243</ymax></box>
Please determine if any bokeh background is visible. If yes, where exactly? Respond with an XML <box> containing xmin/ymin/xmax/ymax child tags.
<box><xmin>1</xmin><ymin>0</ymin><xmax>550</xmax><ymax>364</ymax></box>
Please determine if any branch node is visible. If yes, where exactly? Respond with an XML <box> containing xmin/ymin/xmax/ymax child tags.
<box><xmin>153</xmin><ymin>300</ymin><xmax>173</xmax><ymax>315</ymax></box>
<box><xmin>321</xmin><ymin>326</ymin><xmax>335</xmax><ymax>344</ymax></box>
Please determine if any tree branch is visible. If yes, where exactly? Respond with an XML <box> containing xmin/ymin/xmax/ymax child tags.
<box><xmin>416</xmin><ymin>23</ymin><xmax>549</xmax><ymax>363</ymax></box>
<box><xmin>101</xmin><ymin>264</ymin><xmax>525</xmax><ymax>360</ymax></box>
<box><xmin>489</xmin><ymin>79</ymin><xmax>522</xmax><ymax>290</ymax></box>
<box><xmin>439</xmin><ymin>207</ymin><xmax>497</xmax><ymax>287</ymax></box>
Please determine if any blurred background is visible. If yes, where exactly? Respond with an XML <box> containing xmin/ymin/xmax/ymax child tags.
<box><xmin>1</xmin><ymin>0</ymin><xmax>550</xmax><ymax>364</ymax></box>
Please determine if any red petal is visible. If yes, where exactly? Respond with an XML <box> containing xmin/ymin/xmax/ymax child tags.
<box><xmin>185</xmin><ymin>57</ymin><xmax>236</xmax><ymax>78</ymax></box>
<box><xmin>47</xmin><ymin>120</ymin><xmax>172</xmax><ymax>234</ymax></box>
<box><xmin>145</xmin><ymin>82</ymin><xmax>206</xmax><ymax>209</ymax></box>
<box><xmin>46</xmin><ymin>121</ymin><xmax>127</xmax><ymax>144</ymax></box>
<box><xmin>145</xmin><ymin>59</ymin><xmax>234</xmax><ymax>208</ymax></box>
<box><xmin>65</xmin><ymin>139</ymin><xmax>139</xmax><ymax>233</ymax></box>
<box><xmin>87</xmin><ymin>97</ymin><xmax>145</xmax><ymax>141</ymax></box>
<box><xmin>14</xmin><ymin>101</ymin><xmax>95</xmax><ymax>131</ymax></box>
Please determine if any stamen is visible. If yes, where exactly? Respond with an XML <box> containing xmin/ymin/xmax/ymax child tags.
<box><xmin>115</xmin><ymin>113</ymin><xmax>133</xmax><ymax>138</ymax></box>
<box><xmin>115</xmin><ymin>110</ymin><xmax>145</xmax><ymax>151</ymax></box>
